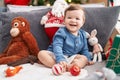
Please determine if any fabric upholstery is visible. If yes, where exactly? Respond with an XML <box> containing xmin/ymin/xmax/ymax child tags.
<box><xmin>82</xmin><ymin>6</ymin><xmax>120</xmax><ymax>48</ymax></box>
<box><xmin>0</xmin><ymin>8</ymin><xmax>51</xmax><ymax>52</ymax></box>
<box><xmin>0</xmin><ymin>6</ymin><xmax>120</xmax><ymax>53</ymax></box>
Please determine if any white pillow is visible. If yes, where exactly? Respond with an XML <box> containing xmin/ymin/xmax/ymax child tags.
<box><xmin>7</xmin><ymin>5</ymin><xmax>50</xmax><ymax>12</ymax></box>
<box><xmin>81</xmin><ymin>2</ymin><xmax>105</xmax><ymax>7</ymax></box>
<box><xmin>7</xmin><ymin>2</ymin><xmax>105</xmax><ymax>12</ymax></box>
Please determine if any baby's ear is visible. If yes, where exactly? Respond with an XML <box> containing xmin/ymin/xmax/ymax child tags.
<box><xmin>85</xmin><ymin>31</ymin><xmax>90</xmax><ymax>38</ymax></box>
<box><xmin>91</xmin><ymin>29</ymin><xmax>97</xmax><ymax>37</ymax></box>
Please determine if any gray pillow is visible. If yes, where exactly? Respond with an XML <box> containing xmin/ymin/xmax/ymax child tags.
<box><xmin>82</xmin><ymin>6</ymin><xmax>120</xmax><ymax>49</ymax></box>
<box><xmin>0</xmin><ymin>6</ymin><xmax>120</xmax><ymax>53</ymax></box>
<box><xmin>0</xmin><ymin>7</ymin><xmax>7</xmax><ymax>28</ymax></box>
<box><xmin>0</xmin><ymin>7</ymin><xmax>7</xmax><ymax>12</ymax></box>
<box><xmin>0</xmin><ymin>8</ymin><xmax>51</xmax><ymax>52</ymax></box>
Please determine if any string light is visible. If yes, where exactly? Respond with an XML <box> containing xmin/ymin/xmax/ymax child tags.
<box><xmin>67</xmin><ymin>0</ymin><xmax>72</xmax><ymax>3</ymax></box>
<box><xmin>46</xmin><ymin>3</ymin><xmax>51</xmax><ymax>6</ymax></box>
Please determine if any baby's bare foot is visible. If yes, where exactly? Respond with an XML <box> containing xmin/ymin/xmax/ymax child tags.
<box><xmin>88</xmin><ymin>61</ymin><xmax>95</xmax><ymax>65</ymax></box>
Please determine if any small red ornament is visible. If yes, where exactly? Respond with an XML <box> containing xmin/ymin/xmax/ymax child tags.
<box><xmin>70</xmin><ymin>65</ymin><xmax>80</xmax><ymax>76</ymax></box>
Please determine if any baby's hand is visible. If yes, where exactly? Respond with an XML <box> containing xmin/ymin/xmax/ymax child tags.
<box><xmin>59</xmin><ymin>61</ymin><xmax>67</xmax><ymax>72</ymax></box>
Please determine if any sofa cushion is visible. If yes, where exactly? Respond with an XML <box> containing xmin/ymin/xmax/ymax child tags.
<box><xmin>0</xmin><ymin>6</ymin><xmax>120</xmax><ymax>53</ymax></box>
<box><xmin>0</xmin><ymin>7</ymin><xmax>7</xmax><ymax>12</ymax></box>
<box><xmin>0</xmin><ymin>8</ymin><xmax>51</xmax><ymax>52</ymax></box>
<box><xmin>0</xmin><ymin>7</ymin><xmax>7</xmax><ymax>28</ymax></box>
<box><xmin>82</xmin><ymin>6</ymin><xmax>120</xmax><ymax>49</ymax></box>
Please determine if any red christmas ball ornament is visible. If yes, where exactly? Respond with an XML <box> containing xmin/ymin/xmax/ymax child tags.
<box><xmin>52</xmin><ymin>64</ymin><xmax>63</xmax><ymax>75</ymax></box>
<box><xmin>70</xmin><ymin>65</ymin><xmax>81</xmax><ymax>76</ymax></box>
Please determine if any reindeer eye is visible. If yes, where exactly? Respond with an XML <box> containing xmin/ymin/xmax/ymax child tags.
<box><xmin>13</xmin><ymin>22</ymin><xmax>19</xmax><ymax>27</ymax></box>
<box><xmin>21</xmin><ymin>22</ymin><xmax>25</xmax><ymax>27</ymax></box>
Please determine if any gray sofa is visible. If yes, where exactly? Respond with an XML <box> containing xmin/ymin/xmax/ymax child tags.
<box><xmin>0</xmin><ymin>5</ymin><xmax>120</xmax><ymax>79</ymax></box>
<box><xmin>0</xmin><ymin>6</ymin><xmax>120</xmax><ymax>52</ymax></box>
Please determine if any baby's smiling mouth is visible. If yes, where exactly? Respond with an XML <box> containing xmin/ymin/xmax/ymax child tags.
<box><xmin>69</xmin><ymin>24</ymin><xmax>77</xmax><ymax>26</ymax></box>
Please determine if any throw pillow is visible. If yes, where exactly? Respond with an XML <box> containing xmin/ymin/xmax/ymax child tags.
<box><xmin>0</xmin><ymin>7</ymin><xmax>7</xmax><ymax>12</ymax></box>
<box><xmin>0</xmin><ymin>8</ymin><xmax>51</xmax><ymax>52</ymax></box>
<box><xmin>82</xmin><ymin>6</ymin><xmax>120</xmax><ymax>49</ymax></box>
<box><xmin>0</xmin><ymin>7</ymin><xmax>7</xmax><ymax>41</ymax></box>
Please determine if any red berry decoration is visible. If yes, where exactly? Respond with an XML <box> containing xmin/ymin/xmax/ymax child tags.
<box><xmin>70</xmin><ymin>65</ymin><xmax>80</xmax><ymax>76</ymax></box>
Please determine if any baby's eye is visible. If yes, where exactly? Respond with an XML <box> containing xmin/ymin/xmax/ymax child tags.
<box><xmin>76</xmin><ymin>18</ymin><xmax>80</xmax><ymax>20</ymax></box>
<box><xmin>67</xmin><ymin>17</ymin><xmax>71</xmax><ymax>19</ymax></box>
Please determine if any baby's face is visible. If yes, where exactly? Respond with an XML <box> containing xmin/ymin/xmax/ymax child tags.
<box><xmin>64</xmin><ymin>10</ymin><xmax>85</xmax><ymax>34</ymax></box>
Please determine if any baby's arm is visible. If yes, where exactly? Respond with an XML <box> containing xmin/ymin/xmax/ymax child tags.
<box><xmin>80</xmin><ymin>30</ymin><xmax>92</xmax><ymax>61</ymax></box>
<box><xmin>52</xmin><ymin>28</ymin><xmax>67</xmax><ymax>63</ymax></box>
